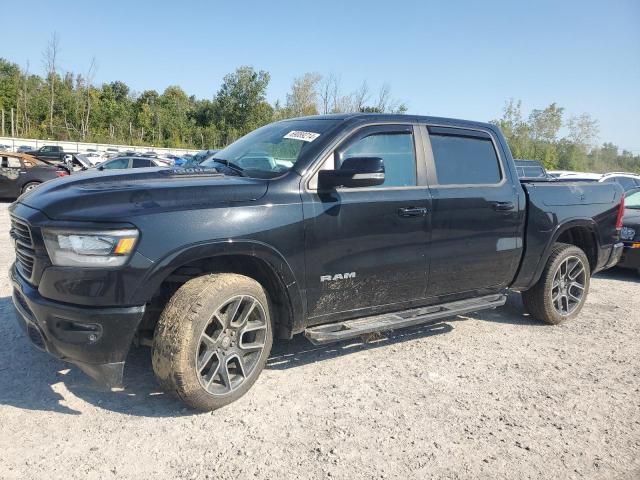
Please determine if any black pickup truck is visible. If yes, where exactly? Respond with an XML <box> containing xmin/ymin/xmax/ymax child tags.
<box><xmin>23</xmin><ymin>145</ymin><xmax>70</xmax><ymax>163</ymax></box>
<box><xmin>9</xmin><ymin>114</ymin><xmax>625</xmax><ymax>411</ymax></box>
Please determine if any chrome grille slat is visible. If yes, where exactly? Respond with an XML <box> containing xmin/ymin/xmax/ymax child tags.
<box><xmin>10</xmin><ymin>216</ymin><xmax>33</xmax><ymax>247</ymax></box>
<box><xmin>11</xmin><ymin>216</ymin><xmax>36</xmax><ymax>280</ymax></box>
<box><xmin>16</xmin><ymin>249</ymin><xmax>35</xmax><ymax>266</ymax></box>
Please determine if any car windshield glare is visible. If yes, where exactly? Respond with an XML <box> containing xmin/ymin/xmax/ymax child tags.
<box><xmin>625</xmin><ymin>190</ymin><xmax>640</xmax><ymax>208</ymax></box>
<box><xmin>201</xmin><ymin>119</ymin><xmax>339</xmax><ymax>178</ymax></box>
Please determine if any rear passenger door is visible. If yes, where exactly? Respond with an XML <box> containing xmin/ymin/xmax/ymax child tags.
<box><xmin>421</xmin><ymin>125</ymin><xmax>523</xmax><ymax>297</ymax></box>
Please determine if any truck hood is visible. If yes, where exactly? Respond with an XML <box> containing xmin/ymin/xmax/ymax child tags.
<box><xmin>18</xmin><ymin>168</ymin><xmax>269</xmax><ymax>221</ymax></box>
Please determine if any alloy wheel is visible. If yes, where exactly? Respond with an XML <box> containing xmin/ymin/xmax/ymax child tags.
<box><xmin>195</xmin><ymin>295</ymin><xmax>268</xmax><ymax>395</ymax></box>
<box><xmin>550</xmin><ymin>255</ymin><xmax>586</xmax><ymax>316</ymax></box>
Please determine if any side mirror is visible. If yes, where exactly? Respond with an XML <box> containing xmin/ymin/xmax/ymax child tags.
<box><xmin>318</xmin><ymin>156</ymin><xmax>385</xmax><ymax>189</ymax></box>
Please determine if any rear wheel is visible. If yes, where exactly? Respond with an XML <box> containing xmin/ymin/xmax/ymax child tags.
<box><xmin>522</xmin><ymin>243</ymin><xmax>590</xmax><ymax>324</ymax></box>
<box><xmin>152</xmin><ymin>273</ymin><xmax>273</xmax><ymax>411</ymax></box>
<box><xmin>21</xmin><ymin>182</ymin><xmax>41</xmax><ymax>194</ymax></box>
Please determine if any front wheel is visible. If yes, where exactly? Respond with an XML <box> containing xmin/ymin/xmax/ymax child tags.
<box><xmin>522</xmin><ymin>243</ymin><xmax>591</xmax><ymax>325</ymax></box>
<box><xmin>21</xmin><ymin>182</ymin><xmax>41</xmax><ymax>194</ymax></box>
<box><xmin>152</xmin><ymin>274</ymin><xmax>273</xmax><ymax>411</ymax></box>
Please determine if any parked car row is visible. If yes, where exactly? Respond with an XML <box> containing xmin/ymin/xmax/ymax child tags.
<box><xmin>0</xmin><ymin>143</ymin><xmax>197</xmax><ymax>163</ymax></box>
<box><xmin>513</xmin><ymin>161</ymin><xmax>640</xmax><ymax>191</ymax></box>
<box><xmin>549</xmin><ymin>170</ymin><xmax>640</xmax><ymax>191</ymax></box>
<box><xmin>0</xmin><ymin>147</ymin><xmax>220</xmax><ymax>198</ymax></box>
<box><xmin>0</xmin><ymin>152</ymin><xmax>68</xmax><ymax>197</ymax></box>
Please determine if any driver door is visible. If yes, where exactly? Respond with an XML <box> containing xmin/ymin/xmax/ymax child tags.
<box><xmin>301</xmin><ymin>124</ymin><xmax>432</xmax><ymax>322</ymax></box>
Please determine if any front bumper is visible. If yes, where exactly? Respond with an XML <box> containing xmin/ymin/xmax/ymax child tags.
<box><xmin>10</xmin><ymin>263</ymin><xmax>145</xmax><ymax>387</ymax></box>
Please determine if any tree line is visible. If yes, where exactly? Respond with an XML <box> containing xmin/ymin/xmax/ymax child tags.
<box><xmin>0</xmin><ymin>35</ymin><xmax>637</xmax><ymax>174</ymax></box>
<box><xmin>492</xmin><ymin>99</ymin><xmax>639</xmax><ymax>173</ymax></box>
<box><xmin>0</xmin><ymin>36</ymin><xmax>406</xmax><ymax>150</ymax></box>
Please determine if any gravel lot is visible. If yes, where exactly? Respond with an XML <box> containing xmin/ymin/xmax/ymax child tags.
<box><xmin>0</xmin><ymin>200</ymin><xmax>638</xmax><ymax>480</ymax></box>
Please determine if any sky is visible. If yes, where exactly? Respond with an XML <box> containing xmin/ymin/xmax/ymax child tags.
<box><xmin>3</xmin><ymin>0</ymin><xmax>639</xmax><ymax>151</ymax></box>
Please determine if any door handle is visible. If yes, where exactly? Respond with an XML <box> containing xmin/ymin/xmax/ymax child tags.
<box><xmin>491</xmin><ymin>201</ymin><xmax>515</xmax><ymax>211</ymax></box>
<box><xmin>398</xmin><ymin>207</ymin><xmax>428</xmax><ymax>217</ymax></box>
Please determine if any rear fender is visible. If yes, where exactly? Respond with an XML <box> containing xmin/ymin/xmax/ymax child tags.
<box><xmin>527</xmin><ymin>218</ymin><xmax>599</xmax><ymax>288</ymax></box>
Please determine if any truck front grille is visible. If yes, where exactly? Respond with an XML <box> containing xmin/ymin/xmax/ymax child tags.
<box><xmin>10</xmin><ymin>216</ymin><xmax>33</xmax><ymax>246</ymax></box>
<box><xmin>10</xmin><ymin>216</ymin><xmax>36</xmax><ymax>281</ymax></box>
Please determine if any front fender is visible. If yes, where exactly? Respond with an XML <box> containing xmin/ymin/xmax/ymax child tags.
<box><xmin>130</xmin><ymin>239</ymin><xmax>305</xmax><ymax>332</ymax></box>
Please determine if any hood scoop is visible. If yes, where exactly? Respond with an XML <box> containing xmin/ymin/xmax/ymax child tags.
<box><xmin>76</xmin><ymin>168</ymin><xmax>225</xmax><ymax>192</ymax></box>
<box><xmin>19</xmin><ymin>167</ymin><xmax>269</xmax><ymax>221</ymax></box>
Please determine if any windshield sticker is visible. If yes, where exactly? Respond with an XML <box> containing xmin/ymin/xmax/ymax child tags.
<box><xmin>284</xmin><ymin>130</ymin><xmax>321</xmax><ymax>142</ymax></box>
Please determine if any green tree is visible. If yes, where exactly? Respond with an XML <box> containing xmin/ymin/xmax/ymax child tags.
<box><xmin>529</xmin><ymin>102</ymin><xmax>563</xmax><ymax>143</ymax></box>
<box><xmin>491</xmin><ymin>99</ymin><xmax>533</xmax><ymax>159</ymax></box>
<box><xmin>214</xmin><ymin>66</ymin><xmax>273</xmax><ymax>141</ymax></box>
<box><xmin>283</xmin><ymin>72</ymin><xmax>321</xmax><ymax>117</ymax></box>
<box><xmin>0</xmin><ymin>58</ymin><xmax>21</xmax><ymax>135</ymax></box>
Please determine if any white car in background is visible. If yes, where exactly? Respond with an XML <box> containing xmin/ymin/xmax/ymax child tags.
<box><xmin>94</xmin><ymin>155</ymin><xmax>172</xmax><ymax>170</ymax></box>
<box><xmin>549</xmin><ymin>171</ymin><xmax>640</xmax><ymax>192</ymax></box>
<box><xmin>81</xmin><ymin>151</ymin><xmax>107</xmax><ymax>165</ymax></box>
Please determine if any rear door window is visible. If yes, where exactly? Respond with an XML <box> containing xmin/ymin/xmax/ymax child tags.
<box><xmin>132</xmin><ymin>158</ymin><xmax>152</xmax><ymax>168</ymax></box>
<box><xmin>428</xmin><ymin>128</ymin><xmax>502</xmax><ymax>185</ymax></box>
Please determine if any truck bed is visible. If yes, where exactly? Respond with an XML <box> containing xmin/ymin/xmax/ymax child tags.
<box><xmin>513</xmin><ymin>181</ymin><xmax>622</xmax><ymax>289</ymax></box>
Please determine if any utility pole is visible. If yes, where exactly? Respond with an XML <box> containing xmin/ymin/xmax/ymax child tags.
<box><xmin>11</xmin><ymin>108</ymin><xmax>15</xmax><ymax>137</ymax></box>
<box><xmin>1</xmin><ymin>109</ymin><xmax>4</xmax><ymax>137</ymax></box>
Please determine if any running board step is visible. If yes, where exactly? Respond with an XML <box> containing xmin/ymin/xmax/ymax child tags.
<box><xmin>304</xmin><ymin>294</ymin><xmax>507</xmax><ymax>345</ymax></box>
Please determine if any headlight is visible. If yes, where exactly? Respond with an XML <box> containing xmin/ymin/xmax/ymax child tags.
<box><xmin>42</xmin><ymin>228</ymin><xmax>139</xmax><ymax>267</ymax></box>
<box><xmin>621</xmin><ymin>226</ymin><xmax>636</xmax><ymax>241</ymax></box>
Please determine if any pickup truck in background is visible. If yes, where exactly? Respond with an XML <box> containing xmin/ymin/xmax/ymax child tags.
<box><xmin>9</xmin><ymin>113</ymin><xmax>625</xmax><ymax>411</ymax></box>
<box><xmin>514</xmin><ymin>159</ymin><xmax>551</xmax><ymax>179</ymax></box>
<box><xmin>23</xmin><ymin>145</ymin><xmax>70</xmax><ymax>163</ymax></box>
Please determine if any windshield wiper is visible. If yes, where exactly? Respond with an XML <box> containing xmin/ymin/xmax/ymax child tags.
<box><xmin>210</xmin><ymin>158</ymin><xmax>245</xmax><ymax>176</ymax></box>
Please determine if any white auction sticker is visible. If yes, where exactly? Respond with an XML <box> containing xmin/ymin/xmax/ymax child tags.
<box><xmin>283</xmin><ymin>130</ymin><xmax>321</xmax><ymax>142</ymax></box>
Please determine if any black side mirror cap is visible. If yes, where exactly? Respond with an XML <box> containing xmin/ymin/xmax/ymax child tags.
<box><xmin>318</xmin><ymin>156</ymin><xmax>385</xmax><ymax>189</ymax></box>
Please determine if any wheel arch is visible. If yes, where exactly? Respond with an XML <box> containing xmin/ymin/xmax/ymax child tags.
<box><xmin>529</xmin><ymin>219</ymin><xmax>599</xmax><ymax>288</ymax></box>
<box><xmin>133</xmin><ymin>240</ymin><xmax>304</xmax><ymax>340</ymax></box>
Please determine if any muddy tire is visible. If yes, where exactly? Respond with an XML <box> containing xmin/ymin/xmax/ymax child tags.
<box><xmin>522</xmin><ymin>243</ymin><xmax>591</xmax><ymax>325</ymax></box>
<box><xmin>152</xmin><ymin>273</ymin><xmax>273</xmax><ymax>411</ymax></box>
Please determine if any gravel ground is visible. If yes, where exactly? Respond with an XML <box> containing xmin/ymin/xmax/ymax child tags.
<box><xmin>0</xmin><ymin>200</ymin><xmax>638</xmax><ymax>480</ymax></box>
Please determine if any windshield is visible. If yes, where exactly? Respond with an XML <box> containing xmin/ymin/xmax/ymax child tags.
<box><xmin>625</xmin><ymin>189</ymin><xmax>640</xmax><ymax>208</ymax></box>
<box><xmin>201</xmin><ymin>119</ymin><xmax>340</xmax><ymax>178</ymax></box>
